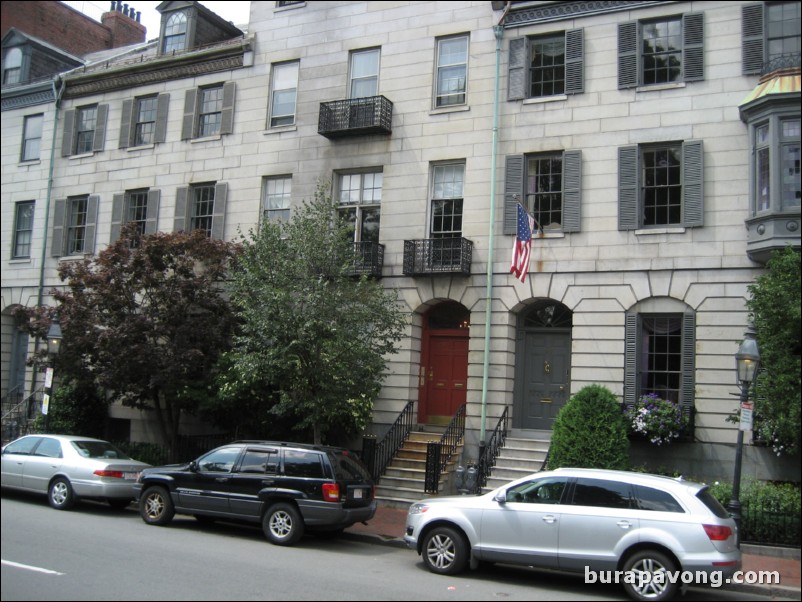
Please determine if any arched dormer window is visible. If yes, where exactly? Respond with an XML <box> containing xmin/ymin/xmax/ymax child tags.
<box><xmin>3</xmin><ymin>47</ymin><xmax>23</xmax><ymax>84</ymax></box>
<box><xmin>163</xmin><ymin>12</ymin><xmax>188</xmax><ymax>54</ymax></box>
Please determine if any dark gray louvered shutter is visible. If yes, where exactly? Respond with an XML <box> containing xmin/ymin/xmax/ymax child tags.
<box><xmin>682</xmin><ymin>140</ymin><xmax>704</xmax><ymax>227</ymax></box>
<box><xmin>564</xmin><ymin>29</ymin><xmax>584</xmax><ymax>95</ymax></box>
<box><xmin>211</xmin><ymin>183</ymin><xmax>228</xmax><ymax>240</ymax></box>
<box><xmin>84</xmin><ymin>195</ymin><xmax>100</xmax><ymax>253</ymax></box>
<box><xmin>618</xmin><ymin>21</ymin><xmax>639</xmax><ymax>89</ymax></box>
<box><xmin>119</xmin><ymin>99</ymin><xmax>134</xmax><ymax>149</ymax></box>
<box><xmin>145</xmin><ymin>189</ymin><xmax>161</xmax><ymax>234</ymax></box>
<box><xmin>682</xmin><ymin>13</ymin><xmax>704</xmax><ymax>82</ymax></box>
<box><xmin>110</xmin><ymin>193</ymin><xmax>125</xmax><ymax>242</ymax></box>
<box><xmin>742</xmin><ymin>3</ymin><xmax>765</xmax><ymax>75</ymax></box>
<box><xmin>181</xmin><ymin>89</ymin><xmax>198</xmax><ymax>140</ymax></box>
<box><xmin>504</xmin><ymin>155</ymin><xmax>524</xmax><ymax>234</ymax></box>
<box><xmin>51</xmin><ymin>198</ymin><xmax>66</xmax><ymax>256</ymax></box>
<box><xmin>174</xmin><ymin>186</ymin><xmax>189</xmax><ymax>231</ymax></box>
<box><xmin>155</xmin><ymin>93</ymin><xmax>170</xmax><ymax>143</ymax></box>
<box><xmin>562</xmin><ymin>150</ymin><xmax>581</xmax><ymax>232</ymax></box>
<box><xmin>61</xmin><ymin>109</ymin><xmax>76</xmax><ymax>157</ymax></box>
<box><xmin>92</xmin><ymin>105</ymin><xmax>108</xmax><ymax>152</ymax></box>
<box><xmin>618</xmin><ymin>145</ymin><xmax>639</xmax><ymax>230</ymax></box>
<box><xmin>220</xmin><ymin>82</ymin><xmax>236</xmax><ymax>135</ymax></box>
<box><xmin>508</xmin><ymin>37</ymin><xmax>528</xmax><ymax>101</ymax></box>
<box><xmin>624</xmin><ymin>311</ymin><xmax>638</xmax><ymax>407</ymax></box>
<box><xmin>680</xmin><ymin>310</ymin><xmax>696</xmax><ymax>412</ymax></box>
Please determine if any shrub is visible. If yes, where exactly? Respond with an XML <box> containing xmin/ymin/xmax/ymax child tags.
<box><xmin>625</xmin><ymin>393</ymin><xmax>688</xmax><ymax>445</ymax></box>
<box><xmin>549</xmin><ymin>384</ymin><xmax>630</xmax><ymax>470</ymax></box>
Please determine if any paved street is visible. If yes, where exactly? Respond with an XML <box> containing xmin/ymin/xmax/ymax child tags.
<box><xmin>0</xmin><ymin>492</ymin><xmax>793</xmax><ymax>601</ymax></box>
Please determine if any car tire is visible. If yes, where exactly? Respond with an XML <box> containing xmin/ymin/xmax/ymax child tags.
<box><xmin>422</xmin><ymin>526</ymin><xmax>469</xmax><ymax>575</ymax></box>
<box><xmin>48</xmin><ymin>477</ymin><xmax>75</xmax><ymax>510</ymax></box>
<box><xmin>263</xmin><ymin>502</ymin><xmax>304</xmax><ymax>546</ymax></box>
<box><xmin>140</xmin><ymin>486</ymin><xmax>175</xmax><ymax>526</ymax></box>
<box><xmin>622</xmin><ymin>549</ymin><xmax>679</xmax><ymax>602</ymax></box>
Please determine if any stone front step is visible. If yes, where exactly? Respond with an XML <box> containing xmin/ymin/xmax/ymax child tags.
<box><xmin>483</xmin><ymin>435</ymin><xmax>551</xmax><ymax>492</ymax></box>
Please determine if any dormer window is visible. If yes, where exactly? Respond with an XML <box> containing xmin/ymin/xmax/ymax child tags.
<box><xmin>3</xmin><ymin>47</ymin><xmax>23</xmax><ymax>84</ymax></box>
<box><xmin>163</xmin><ymin>12</ymin><xmax>187</xmax><ymax>54</ymax></box>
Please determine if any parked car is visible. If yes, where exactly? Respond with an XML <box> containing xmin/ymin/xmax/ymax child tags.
<box><xmin>405</xmin><ymin>467</ymin><xmax>740</xmax><ymax>602</ymax></box>
<box><xmin>1</xmin><ymin>434</ymin><xmax>150</xmax><ymax>510</ymax></box>
<box><xmin>135</xmin><ymin>440</ymin><xmax>376</xmax><ymax>546</ymax></box>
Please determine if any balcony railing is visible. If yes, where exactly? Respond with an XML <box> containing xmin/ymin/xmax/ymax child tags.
<box><xmin>349</xmin><ymin>241</ymin><xmax>384</xmax><ymax>278</ymax></box>
<box><xmin>318</xmin><ymin>95</ymin><xmax>393</xmax><ymax>138</ymax></box>
<box><xmin>403</xmin><ymin>238</ymin><xmax>473</xmax><ymax>276</ymax></box>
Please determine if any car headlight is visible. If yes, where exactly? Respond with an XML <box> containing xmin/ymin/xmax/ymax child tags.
<box><xmin>408</xmin><ymin>503</ymin><xmax>429</xmax><ymax>515</ymax></box>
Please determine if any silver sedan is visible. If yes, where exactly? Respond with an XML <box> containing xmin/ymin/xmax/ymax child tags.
<box><xmin>1</xmin><ymin>434</ymin><xmax>150</xmax><ymax>510</ymax></box>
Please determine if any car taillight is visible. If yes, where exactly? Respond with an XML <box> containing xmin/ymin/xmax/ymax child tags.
<box><xmin>94</xmin><ymin>470</ymin><xmax>124</xmax><ymax>479</ymax></box>
<box><xmin>703</xmin><ymin>524</ymin><xmax>733</xmax><ymax>541</ymax></box>
<box><xmin>322</xmin><ymin>483</ymin><xmax>340</xmax><ymax>502</ymax></box>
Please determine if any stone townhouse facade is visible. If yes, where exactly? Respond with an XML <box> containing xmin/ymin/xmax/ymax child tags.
<box><xmin>2</xmin><ymin>1</ymin><xmax>799</xmax><ymax>482</ymax></box>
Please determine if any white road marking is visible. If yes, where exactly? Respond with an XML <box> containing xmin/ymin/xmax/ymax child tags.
<box><xmin>1</xmin><ymin>560</ymin><xmax>65</xmax><ymax>576</ymax></box>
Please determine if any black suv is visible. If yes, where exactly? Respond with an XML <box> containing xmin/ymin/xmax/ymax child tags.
<box><xmin>134</xmin><ymin>441</ymin><xmax>376</xmax><ymax>546</ymax></box>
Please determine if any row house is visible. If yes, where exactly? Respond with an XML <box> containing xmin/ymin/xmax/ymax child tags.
<box><xmin>2</xmin><ymin>1</ymin><xmax>799</xmax><ymax>499</ymax></box>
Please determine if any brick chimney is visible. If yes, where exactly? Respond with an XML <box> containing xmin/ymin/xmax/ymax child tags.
<box><xmin>101</xmin><ymin>1</ymin><xmax>146</xmax><ymax>48</ymax></box>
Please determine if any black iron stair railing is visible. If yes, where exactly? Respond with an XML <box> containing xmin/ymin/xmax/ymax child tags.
<box><xmin>424</xmin><ymin>404</ymin><xmax>466</xmax><ymax>493</ymax></box>
<box><xmin>361</xmin><ymin>401</ymin><xmax>415</xmax><ymax>482</ymax></box>
<box><xmin>474</xmin><ymin>407</ymin><xmax>509</xmax><ymax>493</ymax></box>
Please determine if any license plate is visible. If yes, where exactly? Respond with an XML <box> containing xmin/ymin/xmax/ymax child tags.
<box><xmin>353</xmin><ymin>488</ymin><xmax>363</xmax><ymax>499</ymax></box>
<box><xmin>124</xmin><ymin>472</ymin><xmax>140</xmax><ymax>480</ymax></box>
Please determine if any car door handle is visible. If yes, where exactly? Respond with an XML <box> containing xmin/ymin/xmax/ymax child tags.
<box><xmin>215</xmin><ymin>477</ymin><xmax>230</xmax><ymax>483</ymax></box>
<box><xmin>617</xmin><ymin>520</ymin><xmax>632</xmax><ymax>529</ymax></box>
<box><xmin>262</xmin><ymin>480</ymin><xmax>275</xmax><ymax>486</ymax></box>
<box><xmin>542</xmin><ymin>515</ymin><xmax>558</xmax><ymax>524</ymax></box>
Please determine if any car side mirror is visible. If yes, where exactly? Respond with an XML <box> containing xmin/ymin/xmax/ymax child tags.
<box><xmin>189</xmin><ymin>461</ymin><xmax>199</xmax><ymax>472</ymax></box>
<box><xmin>493</xmin><ymin>491</ymin><xmax>507</xmax><ymax>505</ymax></box>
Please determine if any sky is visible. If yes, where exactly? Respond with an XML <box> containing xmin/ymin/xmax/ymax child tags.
<box><xmin>62</xmin><ymin>1</ymin><xmax>252</xmax><ymax>40</ymax></box>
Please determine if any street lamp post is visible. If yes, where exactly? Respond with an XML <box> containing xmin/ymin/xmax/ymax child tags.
<box><xmin>727</xmin><ymin>324</ymin><xmax>761</xmax><ymax>545</ymax></box>
<box><xmin>43</xmin><ymin>315</ymin><xmax>63</xmax><ymax>432</ymax></box>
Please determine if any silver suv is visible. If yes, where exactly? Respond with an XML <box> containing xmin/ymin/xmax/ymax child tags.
<box><xmin>404</xmin><ymin>468</ymin><xmax>740</xmax><ymax>601</ymax></box>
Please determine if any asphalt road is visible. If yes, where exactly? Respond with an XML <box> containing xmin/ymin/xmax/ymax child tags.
<box><xmin>0</xmin><ymin>491</ymin><xmax>785</xmax><ymax>601</ymax></box>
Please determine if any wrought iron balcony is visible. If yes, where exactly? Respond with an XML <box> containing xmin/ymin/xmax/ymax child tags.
<box><xmin>318</xmin><ymin>95</ymin><xmax>393</xmax><ymax>138</ymax></box>
<box><xmin>349</xmin><ymin>241</ymin><xmax>384</xmax><ymax>278</ymax></box>
<box><xmin>403</xmin><ymin>238</ymin><xmax>473</xmax><ymax>276</ymax></box>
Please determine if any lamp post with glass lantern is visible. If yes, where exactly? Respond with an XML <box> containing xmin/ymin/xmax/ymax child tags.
<box><xmin>43</xmin><ymin>315</ymin><xmax>63</xmax><ymax>431</ymax></box>
<box><xmin>727</xmin><ymin>324</ymin><xmax>760</xmax><ymax>544</ymax></box>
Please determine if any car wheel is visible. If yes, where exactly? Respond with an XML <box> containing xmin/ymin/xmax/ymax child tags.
<box><xmin>140</xmin><ymin>486</ymin><xmax>175</xmax><ymax>526</ymax></box>
<box><xmin>48</xmin><ymin>477</ymin><xmax>75</xmax><ymax>510</ymax></box>
<box><xmin>108</xmin><ymin>498</ymin><xmax>132</xmax><ymax>510</ymax></box>
<box><xmin>422</xmin><ymin>526</ymin><xmax>469</xmax><ymax>575</ymax></box>
<box><xmin>263</xmin><ymin>502</ymin><xmax>304</xmax><ymax>546</ymax></box>
<box><xmin>622</xmin><ymin>549</ymin><xmax>679</xmax><ymax>602</ymax></box>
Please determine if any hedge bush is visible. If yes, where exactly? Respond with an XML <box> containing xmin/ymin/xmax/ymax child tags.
<box><xmin>549</xmin><ymin>384</ymin><xmax>630</xmax><ymax>470</ymax></box>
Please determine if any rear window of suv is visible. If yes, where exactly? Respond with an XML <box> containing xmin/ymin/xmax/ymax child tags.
<box><xmin>330</xmin><ymin>451</ymin><xmax>371</xmax><ymax>481</ymax></box>
<box><xmin>696</xmin><ymin>487</ymin><xmax>730</xmax><ymax>518</ymax></box>
<box><xmin>283</xmin><ymin>450</ymin><xmax>325</xmax><ymax>478</ymax></box>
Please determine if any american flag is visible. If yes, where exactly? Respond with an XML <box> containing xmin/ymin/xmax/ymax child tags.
<box><xmin>510</xmin><ymin>203</ymin><xmax>535</xmax><ymax>283</ymax></box>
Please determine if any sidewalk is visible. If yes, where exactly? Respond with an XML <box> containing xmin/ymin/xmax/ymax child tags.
<box><xmin>345</xmin><ymin>504</ymin><xmax>801</xmax><ymax>599</ymax></box>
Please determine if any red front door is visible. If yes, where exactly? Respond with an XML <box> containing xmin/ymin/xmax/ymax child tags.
<box><xmin>420</xmin><ymin>333</ymin><xmax>469</xmax><ymax>424</ymax></box>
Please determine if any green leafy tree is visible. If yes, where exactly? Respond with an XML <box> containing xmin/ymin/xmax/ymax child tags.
<box><xmin>549</xmin><ymin>384</ymin><xmax>630</xmax><ymax>470</ymax></box>
<box><xmin>21</xmin><ymin>225</ymin><xmax>239</xmax><ymax>452</ymax></box>
<box><xmin>747</xmin><ymin>246</ymin><xmax>801</xmax><ymax>455</ymax></box>
<box><xmin>220</xmin><ymin>183</ymin><xmax>408</xmax><ymax>445</ymax></box>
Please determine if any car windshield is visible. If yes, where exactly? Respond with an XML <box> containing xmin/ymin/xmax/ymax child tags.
<box><xmin>71</xmin><ymin>440</ymin><xmax>132</xmax><ymax>460</ymax></box>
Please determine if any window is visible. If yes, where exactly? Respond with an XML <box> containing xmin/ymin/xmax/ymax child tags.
<box><xmin>750</xmin><ymin>117</ymin><xmax>801</xmax><ymax>213</ymax></box>
<box><xmin>505</xmin><ymin>477</ymin><xmax>567</xmax><ymax>504</ymax></box>
<box><xmin>617</xmin><ymin>141</ymin><xmax>704</xmax><ymax>230</ymax></box>
<box><xmin>743</xmin><ymin>2</ymin><xmax>801</xmax><ymax>74</ymax></box>
<box><xmin>111</xmin><ymin>189</ymin><xmax>161</xmax><ymax>242</ymax></box>
<box><xmin>624</xmin><ymin>307</ymin><xmax>696</xmax><ymax>411</ymax></box>
<box><xmin>181</xmin><ymin>83</ymin><xmax>235</xmax><ymax>140</ymax></box>
<box><xmin>197</xmin><ymin>447</ymin><xmax>239</xmax><ymax>473</ymax></box>
<box><xmin>508</xmin><ymin>29</ymin><xmax>584</xmax><ymax>100</ymax></box>
<box><xmin>61</xmin><ymin>104</ymin><xmax>108</xmax><ymax>157</ymax></box>
<box><xmin>163</xmin><ymin>12</ymin><xmax>188</xmax><ymax>54</ymax></box>
<box><xmin>119</xmin><ymin>94</ymin><xmax>169</xmax><ymax>148</ymax></box>
<box><xmin>283</xmin><ymin>450</ymin><xmax>324</xmax><ymax>478</ymax></box>
<box><xmin>12</xmin><ymin>201</ymin><xmax>34</xmax><ymax>259</ymax></box>
<box><xmin>338</xmin><ymin>171</ymin><xmax>382</xmax><ymax>244</ymax></box>
<box><xmin>349</xmin><ymin>48</ymin><xmax>380</xmax><ymax>98</ymax></box>
<box><xmin>33</xmin><ymin>438</ymin><xmax>63</xmax><ymax>459</ymax></box>
<box><xmin>435</xmin><ymin>35</ymin><xmax>468</xmax><ymax>108</ymax></box>
<box><xmin>3</xmin><ymin>47</ymin><xmax>22</xmax><ymax>84</ymax></box>
<box><xmin>174</xmin><ymin>183</ymin><xmax>228</xmax><ymax>240</ymax></box>
<box><xmin>634</xmin><ymin>485</ymin><xmax>684</xmax><ymax>513</ymax></box>
<box><xmin>51</xmin><ymin>195</ymin><xmax>98</xmax><ymax>257</ymax></box>
<box><xmin>269</xmin><ymin>61</ymin><xmax>299</xmax><ymax>127</ymax></box>
<box><xmin>21</xmin><ymin>114</ymin><xmax>42</xmax><ymax>161</ymax></box>
<box><xmin>262</xmin><ymin>176</ymin><xmax>292</xmax><ymax>222</ymax></box>
<box><xmin>618</xmin><ymin>13</ymin><xmax>704</xmax><ymax>88</ymax></box>
<box><xmin>504</xmin><ymin>151</ymin><xmax>581</xmax><ymax>234</ymax></box>
<box><xmin>239</xmin><ymin>449</ymin><xmax>279</xmax><ymax>474</ymax></box>
<box><xmin>570</xmin><ymin>478</ymin><xmax>632</xmax><ymax>509</ymax></box>
<box><xmin>431</xmin><ymin>163</ymin><xmax>464</xmax><ymax>240</ymax></box>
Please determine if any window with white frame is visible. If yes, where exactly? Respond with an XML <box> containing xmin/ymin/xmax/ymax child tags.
<box><xmin>21</xmin><ymin>114</ymin><xmax>43</xmax><ymax>161</ymax></box>
<box><xmin>191</xmin><ymin>184</ymin><xmax>216</xmax><ymax>236</ymax></box>
<box><xmin>111</xmin><ymin>189</ymin><xmax>160</xmax><ymax>243</ymax></box>
<box><xmin>743</xmin><ymin>2</ymin><xmax>802</xmax><ymax>74</ymax></box>
<box><xmin>435</xmin><ymin>35</ymin><xmax>468</xmax><ymax>108</ymax></box>
<box><xmin>431</xmin><ymin>163</ymin><xmax>464</xmax><ymax>239</ymax></box>
<box><xmin>269</xmin><ymin>62</ymin><xmax>299</xmax><ymax>127</ymax></box>
<box><xmin>13</xmin><ymin>201</ymin><xmax>34</xmax><ymax>259</ymax></box>
<box><xmin>163</xmin><ymin>12</ymin><xmax>188</xmax><ymax>54</ymax></box>
<box><xmin>3</xmin><ymin>47</ymin><xmax>22</xmax><ymax>85</ymax></box>
<box><xmin>263</xmin><ymin>176</ymin><xmax>292</xmax><ymax>222</ymax></box>
<box><xmin>199</xmin><ymin>86</ymin><xmax>223</xmax><ymax>137</ymax></box>
<box><xmin>508</xmin><ymin>29</ymin><xmax>584</xmax><ymax>100</ymax></box>
<box><xmin>119</xmin><ymin>94</ymin><xmax>169</xmax><ymax>149</ymax></box>
<box><xmin>75</xmin><ymin>105</ymin><xmax>98</xmax><ymax>154</ymax></box>
<box><xmin>337</xmin><ymin>171</ymin><xmax>382</xmax><ymax>244</ymax></box>
<box><xmin>52</xmin><ymin>195</ymin><xmax>98</xmax><ymax>257</ymax></box>
<box><xmin>181</xmin><ymin>83</ymin><xmax>235</xmax><ymax>140</ymax></box>
<box><xmin>134</xmin><ymin>96</ymin><xmax>158</xmax><ymax>145</ymax></box>
<box><xmin>349</xmin><ymin>48</ymin><xmax>380</xmax><ymax>98</ymax></box>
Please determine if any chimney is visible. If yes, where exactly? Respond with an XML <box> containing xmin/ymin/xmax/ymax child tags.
<box><xmin>101</xmin><ymin>2</ymin><xmax>146</xmax><ymax>48</ymax></box>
